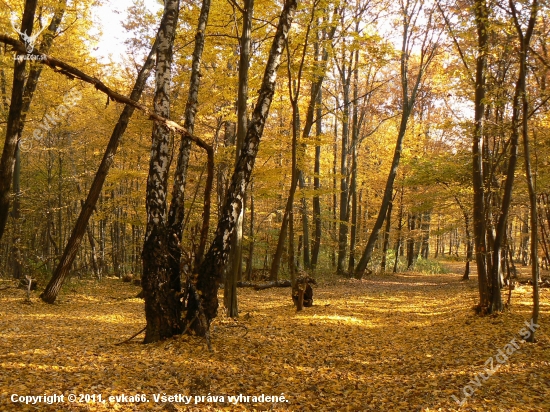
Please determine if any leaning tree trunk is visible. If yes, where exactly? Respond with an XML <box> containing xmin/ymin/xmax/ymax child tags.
<box><xmin>183</xmin><ymin>0</ymin><xmax>297</xmax><ymax>337</ymax></box>
<box><xmin>354</xmin><ymin>1</ymin><xmax>434</xmax><ymax>278</ymax></box>
<box><xmin>40</xmin><ymin>22</ymin><xmax>161</xmax><ymax>304</ymax></box>
<box><xmin>0</xmin><ymin>0</ymin><xmax>38</xmax><ymax>241</ymax></box>
<box><xmin>141</xmin><ymin>0</ymin><xmax>181</xmax><ymax>343</ymax></box>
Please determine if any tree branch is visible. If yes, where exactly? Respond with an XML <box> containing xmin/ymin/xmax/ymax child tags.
<box><xmin>0</xmin><ymin>34</ymin><xmax>212</xmax><ymax>152</ymax></box>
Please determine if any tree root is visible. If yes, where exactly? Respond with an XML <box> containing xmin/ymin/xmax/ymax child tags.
<box><xmin>114</xmin><ymin>326</ymin><xmax>146</xmax><ymax>346</ymax></box>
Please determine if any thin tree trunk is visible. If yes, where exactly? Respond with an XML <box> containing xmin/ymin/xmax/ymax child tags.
<box><xmin>246</xmin><ymin>183</ymin><xmax>255</xmax><ymax>281</ymax></box>
<box><xmin>298</xmin><ymin>172</ymin><xmax>310</xmax><ymax>269</ymax></box>
<box><xmin>311</xmin><ymin>86</ymin><xmax>322</xmax><ymax>268</ymax></box>
<box><xmin>393</xmin><ymin>184</ymin><xmax>405</xmax><ymax>273</ymax></box>
<box><xmin>337</xmin><ymin>61</ymin><xmax>351</xmax><ymax>274</ymax></box>
<box><xmin>511</xmin><ymin>0</ymin><xmax>539</xmax><ymax>340</ymax></box>
<box><xmin>225</xmin><ymin>0</ymin><xmax>252</xmax><ymax>317</ymax></box>
<box><xmin>354</xmin><ymin>1</ymin><xmax>435</xmax><ymax>277</ymax></box>
<box><xmin>380</xmin><ymin>198</ymin><xmax>393</xmax><ymax>273</ymax></box>
<box><xmin>183</xmin><ymin>0</ymin><xmax>297</xmax><ymax>336</ymax></box>
<box><xmin>348</xmin><ymin>49</ymin><xmax>359</xmax><ymax>273</ymax></box>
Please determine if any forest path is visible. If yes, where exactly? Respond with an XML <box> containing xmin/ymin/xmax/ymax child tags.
<box><xmin>0</xmin><ymin>271</ymin><xmax>548</xmax><ymax>411</ymax></box>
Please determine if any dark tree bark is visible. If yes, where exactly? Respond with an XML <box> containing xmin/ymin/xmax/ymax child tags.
<box><xmin>406</xmin><ymin>212</ymin><xmax>417</xmax><ymax>269</ymax></box>
<box><xmin>183</xmin><ymin>0</ymin><xmax>298</xmax><ymax>336</ymax></box>
<box><xmin>420</xmin><ymin>212</ymin><xmax>431</xmax><ymax>259</ymax></box>
<box><xmin>336</xmin><ymin>54</ymin><xmax>352</xmax><ymax>274</ymax></box>
<box><xmin>488</xmin><ymin>0</ymin><xmax>537</xmax><ymax>314</ymax></box>
<box><xmin>298</xmin><ymin>172</ymin><xmax>311</xmax><ymax>269</ymax></box>
<box><xmin>380</xmin><ymin>198</ymin><xmax>393</xmax><ymax>273</ymax></box>
<box><xmin>245</xmin><ymin>182</ymin><xmax>255</xmax><ymax>281</ymax></box>
<box><xmin>393</xmin><ymin>184</ymin><xmax>405</xmax><ymax>273</ymax></box>
<box><xmin>0</xmin><ymin>0</ymin><xmax>38</xmax><ymax>241</ymax></box>
<box><xmin>471</xmin><ymin>0</ymin><xmax>491</xmax><ymax>311</ymax></box>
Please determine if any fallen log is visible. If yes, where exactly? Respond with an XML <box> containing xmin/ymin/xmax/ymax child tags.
<box><xmin>236</xmin><ymin>280</ymin><xmax>292</xmax><ymax>290</ymax></box>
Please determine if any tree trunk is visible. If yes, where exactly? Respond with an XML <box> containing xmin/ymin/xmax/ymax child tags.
<box><xmin>472</xmin><ymin>0</ymin><xmax>491</xmax><ymax>311</ymax></box>
<box><xmin>420</xmin><ymin>211</ymin><xmax>430</xmax><ymax>259</ymax></box>
<box><xmin>348</xmin><ymin>50</ymin><xmax>359</xmax><ymax>273</ymax></box>
<box><xmin>393</xmin><ymin>185</ymin><xmax>404</xmax><ymax>273</ymax></box>
<box><xmin>298</xmin><ymin>172</ymin><xmax>311</xmax><ymax>269</ymax></box>
<box><xmin>407</xmin><ymin>212</ymin><xmax>416</xmax><ymax>269</ymax></box>
<box><xmin>141</xmin><ymin>0</ymin><xmax>181</xmax><ymax>343</ymax></box>
<box><xmin>354</xmin><ymin>1</ymin><xmax>433</xmax><ymax>277</ymax></box>
<box><xmin>311</xmin><ymin>86</ymin><xmax>322</xmax><ymax>268</ymax></box>
<box><xmin>225</xmin><ymin>0</ymin><xmax>253</xmax><ymax>317</ymax></box>
<box><xmin>380</xmin><ymin>198</ymin><xmax>393</xmax><ymax>273</ymax></box>
<box><xmin>0</xmin><ymin>0</ymin><xmax>38</xmax><ymax>241</ymax></box>
<box><xmin>270</xmin><ymin>3</ymin><xmax>320</xmax><ymax>279</ymax></box>
<box><xmin>9</xmin><ymin>0</ymin><xmax>67</xmax><ymax>277</ymax></box>
<box><xmin>245</xmin><ymin>184</ymin><xmax>255</xmax><ymax>281</ymax></box>
<box><xmin>511</xmin><ymin>0</ymin><xmax>539</xmax><ymax>340</ymax></box>
<box><xmin>183</xmin><ymin>0</ymin><xmax>297</xmax><ymax>336</ymax></box>
<box><xmin>337</xmin><ymin>62</ymin><xmax>351</xmax><ymax>274</ymax></box>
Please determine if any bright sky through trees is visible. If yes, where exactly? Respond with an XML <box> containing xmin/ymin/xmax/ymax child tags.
<box><xmin>89</xmin><ymin>0</ymin><xmax>161</xmax><ymax>63</ymax></box>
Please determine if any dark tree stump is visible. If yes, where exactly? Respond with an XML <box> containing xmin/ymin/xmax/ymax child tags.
<box><xmin>292</xmin><ymin>274</ymin><xmax>316</xmax><ymax>311</ymax></box>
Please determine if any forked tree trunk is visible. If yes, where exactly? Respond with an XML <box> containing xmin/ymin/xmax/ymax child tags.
<box><xmin>183</xmin><ymin>0</ymin><xmax>297</xmax><ymax>336</ymax></box>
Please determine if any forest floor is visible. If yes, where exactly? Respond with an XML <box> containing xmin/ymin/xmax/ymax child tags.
<box><xmin>0</xmin><ymin>263</ymin><xmax>549</xmax><ymax>411</ymax></box>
